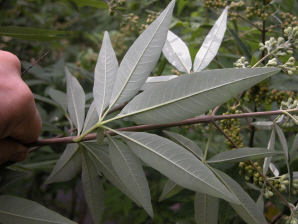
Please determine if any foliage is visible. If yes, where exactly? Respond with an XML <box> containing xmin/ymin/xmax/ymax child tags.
<box><xmin>1</xmin><ymin>0</ymin><xmax>298</xmax><ymax>223</ymax></box>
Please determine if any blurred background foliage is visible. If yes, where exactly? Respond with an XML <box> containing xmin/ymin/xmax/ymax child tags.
<box><xmin>0</xmin><ymin>0</ymin><xmax>297</xmax><ymax>223</ymax></box>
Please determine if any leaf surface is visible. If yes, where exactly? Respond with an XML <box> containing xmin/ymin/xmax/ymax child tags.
<box><xmin>112</xmin><ymin>130</ymin><xmax>240</xmax><ymax>204</ymax></box>
<box><xmin>163</xmin><ymin>130</ymin><xmax>203</xmax><ymax>160</ymax></box>
<box><xmin>94</xmin><ymin>31</ymin><xmax>118</xmax><ymax>118</ymax></box>
<box><xmin>108</xmin><ymin>0</ymin><xmax>175</xmax><ymax>109</ymax></box>
<box><xmin>81</xmin><ymin>150</ymin><xmax>104</xmax><ymax>224</ymax></box>
<box><xmin>193</xmin><ymin>7</ymin><xmax>228</xmax><ymax>72</ymax></box>
<box><xmin>66</xmin><ymin>67</ymin><xmax>85</xmax><ymax>134</ymax></box>
<box><xmin>116</xmin><ymin>68</ymin><xmax>279</xmax><ymax>124</ymax></box>
<box><xmin>290</xmin><ymin>133</ymin><xmax>298</xmax><ymax>161</ymax></box>
<box><xmin>251</xmin><ymin>121</ymin><xmax>274</xmax><ymax>130</ymax></box>
<box><xmin>263</xmin><ymin>128</ymin><xmax>275</xmax><ymax>175</ymax></box>
<box><xmin>159</xmin><ymin>179</ymin><xmax>184</xmax><ymax>201</ymax></box>
<box><xmin>48</xmin><ymin>88</ymin><xmax>68</xmax><ymax>113</ymax></box>
<box><xmin>162</xmin><ymin>30</ymin><xmax>191</xmax><ymax>73</ymax></box>
<box><xmin>83</xmin><ymin>101</ymin><xmax>98</xmax><ymax>133</ymax></box>
<box><xmin>0</xmin><ymin>195</ymin><xmax>77</xmax><ymax>223</ymax></box>
<box><xmin>140</xmin><ymin>75</ymin><xmax>178</xmax><ymax>91</ymax></box>
<box><xmin>207</xmin><ymin>148</ymin><xmax>282</xmax><ymax>163</ymax></box>
<box><xmin>108</xmin><ymin>136</ymin><xmax>153</xmax><ymax>217</ymax></box>
<box><xmin>194</xmin><ymin>192</ymin><xmax>219</xmax><ymax>224</ymax></box>
<box><xmin>212</xmin><ymin>168</ymin><xmax>267</xmax><ymax>224</ymax></box>
<box><xmin>46</xmin><ymin>143</ymin><xmax>82</xmax><ymax>183</ymax></box>
<box><xmin>82</xmin><ymin>142</ymin><xmax>141</xmax><ymax>206</ymax></box>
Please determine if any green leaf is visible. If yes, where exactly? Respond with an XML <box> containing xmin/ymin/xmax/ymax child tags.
<box><xmin>228</xmin><ymin>26</ymin><xmax>252</xmax><ymax>62</ymax></box>
<box><xmin>46</xmin><ymin>144</ymin><xmax>82</xmax><ymax>184</ymax></box>
<box><xmin>194</xmin><ymin>192</ymin><xmax>219</xmax><ymax>224</ymax></box>
<box><xmin>207</xmin><ymin>148</ymin><xmax>282</xmax><ymax>164</ymax></box>
<box><xmin>193</xmin><ymin>7</ymin><xmax>228</xmax><ymax>72</ymax></box>
<box><xmin>82</xmin><ymin>142</ymin><xmax>141</xmax><ymax>206</ymax></box>
<box><xmin>33</xmin><ymin>93</ymin><xmax>60</xmax><ymax>108</ymax></box>
<box><xmin>67</xmin><ymin>0</ymin><xmax>108</xmax><ymax>9</ymax></box>
<box><xmin>0</xmin><ymin>195</ymin><xmax>77</xmax><ymax>223</ymax></box>
<box><xmin>83</xmin><ymin>101</ymin><xmax>98</xmax><ymax>133</ymax></box>
<box><xmin>263</xmin><ymin>128</ymin><xmax>275</xmax><ymax>175</ymax></box>
<box><xmin>81</xmin><ymin>150</ymin><xmax>104</xmax><ymax>224</ymax></box>
<box><xmin>162</xmin><ymin>30</ymin><xmax>192</xmax><ymax>73</ymax></box>
<box><xmin>94</xmin><ymin>31</ymin><xmax>118</xmax><ymax>118</ymax></box>
<box><xmin>108</xmin><ymin>0</ymin><xmax>175</xmax><ymax>109</ymax></box>
<box><xmin>251</xmin><ymin>121</ymin><xmax>274</xmax><ymax>130</ymax></box>
<box><xmin>111</xmin><ymin>130</ymin><xmax>240</xmax><ymax>204</ymax></box>
<box><xmin>177</xmin><ymin>0</ymin><xmax>188</xmax><ymax>16</ymax></box>
<box><xmin>66</xmin><ymin>67</ymin><xmax>85</xmax><ymax>135</ymax></box>
<box><xmin>211</xmin><ymin>168</ymin><xmax>267</xmax><ymax>224</ymax></box>
<box><xmin>116</xmin><ymin>68</ymin><xmax>280</xmax><ymax>124</ymax></box>
<box><xmin>163</xmin><ymin>130</ymin><xmax>203</xmax><ymax>160</ymax></box>
<box><xmin>159</xmin><ymin>179</ymin><xmax>184</xmax><ymax>201</ymax></box>
<box><xmin>107</xmin><ymin>135</ymin><xmax>153</xmax><ymax>217</ymax></box>
<box><xmin>0</xmin><ymin>26</ymin><xmax>76</xmax><ymax>41</ymax></box>
<box><xmin>48</xmin><ymin>88</ymin><xmax>68</xmax><ymax>114</ymax></box>
<box><xmin>0</xmin><ymin>169</ymin><xmax>27</xmax><ymax>190</ymax></box>
<box><xmin>290</xmin><ymin>133</ymin><xmax>298</xmax><ymax>161</ymax></box>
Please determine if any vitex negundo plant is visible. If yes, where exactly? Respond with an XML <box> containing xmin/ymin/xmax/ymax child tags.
<box><xmin>45</xmin><ymin>1</ymin><xmax>279</xmax><ymax>223</ymax></box>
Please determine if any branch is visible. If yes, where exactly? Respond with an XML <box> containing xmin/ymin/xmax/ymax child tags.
<box><xmin>27</xmin><ymin>108</ymin><xmax>298</xmax><ymax>147</ymax></box>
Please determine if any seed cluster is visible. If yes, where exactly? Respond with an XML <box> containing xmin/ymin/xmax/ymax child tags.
<box><xmin>280</xmin><ymin>12</ymin><xmax>298</xmax><ymax>28</ymax></box>
<box><xmin>108</xmin><ymin>0</ymin><xmax>126</xmax><ymax>16</ymax></box>
<box><xmin>202</xmin><ymin>0</ymin><xmax>228</xmax><ymax>10</ymax></box>
<box><xmin>245</xmin><ymin>3</ymin><xmax>271</xmax><ymax>21</ymax></box>
<box><xmin>220</xmin><ymin>107</ymin><xmax>243</xmax><ymax>150</ymax></box>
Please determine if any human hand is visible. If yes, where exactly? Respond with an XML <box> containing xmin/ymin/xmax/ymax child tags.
<box><xmin>0</xmin><ymin>50</ymin><xmax>42</xmax><ymax>165</ymax></box>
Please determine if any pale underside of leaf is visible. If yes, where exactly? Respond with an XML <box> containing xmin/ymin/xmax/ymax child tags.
<box><xmin>159</xmin><ymin>179</ymin><xmax>184</xmax><ymax>201</ymax></box>
<box><xmin>66</xmin><ymin>67</ymin><xmax>85</xmax><ymax>134</ymax></box>
<box><xmin>162</xmin><ymin>30</ymin><xmax>192</xmax><ymax>73</ymax></box>
<box><xmin>108</xmin><ymin>0</ymin><xmax>175</xmax><ymax>109</ymax></box>
<box><xmin>193</xmin><ymin>6</ymin><xmax>228</xmax><ymax>72</ymax></box>
<box><xmin>211</xmin><ymin>168</ymin><xmax>267</xmax><ymax>224</ymax></box>
<box><xmin>108</xmin><ymin>136</ymin><xmax>153</xmax><ymax>217</ymax></box>
<box><xmin>263</xmin><ymin>128</ymin><xmax>275</xmax><ymax>175</ymax></box>
<box><xmin>81</xmin><ymin>150</ymin><xmax>104</xmax><ymax>224</ymax></box>
<box><xmin>0</xmin><ymin>195</ymin><xmax>77</xmax><ymax>224</ymax></box>
<box><xmin>48</xmin><ymin>88</ymin><xmax>67</xmax><ymax>113</ymax></box>
<box><xmin>194</xmin><ymin>192</ymin><xmax>219</xmax><ymax>224</ymax></box>
<box><xmin>163</xmin><ymin>130</ymin><xmax>203</xmax><ymax>160</ymax></box>
<box><xmin>207</xmin><ymin>148</ymin><xmax>282</xmax><ymax>163</ymax></box>
<box><xmin>46</xmin><ymin>143</ymin><xmax>82</xmax><ymax>184</ymax></box>
<box><xmin>82</xmin><ymin>142</ymin><xmax>141</xmax><ymax>206</ymax></box>
<box><xmin>83</xmin><ymin>101</ymin><xmax>98</xmax><ymax>133</ymax></box>
<box><xmin>111</xmin><ymin>130</ymin><xmax>240</xmax><ymax>204</ymax></box>
<box><xmin>94</xmin><ymin>31</ymin><xmax>118</xmax><ymax>118</ymax></box>
<box><xmin>140</xmin><ymin>75</ymin><xmax>178</xmax><ymax>91</ymax></box>
<box><xmin>116</xmin><ymin>68</ymin><xmax>279</xmax><ymax>124</ymax></box>
<box><xmin>269</xmin><ymin>163</ymin><xmax>279</xmax><ymax>177</ymax></box>
<box><xmin>252</xmin><ymin>121</ymin><xmax>274</xmax><ymax>130</ymax></box>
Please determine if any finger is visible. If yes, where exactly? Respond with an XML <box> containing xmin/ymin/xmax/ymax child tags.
<box><xmin>0</xmin><ymin>50</ymin><xmax>21</xmax><ymax>78</ymax></box>
<box><xmin>0</xmin><ymin>138</ymin><xmax>28</xmax><ymax>165</ymax></box>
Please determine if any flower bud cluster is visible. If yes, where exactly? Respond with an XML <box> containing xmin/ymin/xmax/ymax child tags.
<box><xmin>239</xmin><ymin>161</ymin><xmax>265</xmax><ymax>187</ymax></box>
<box><xmin>202</xmin><ymin>0</ymin><xmax>228</xmax><ymax>10</ymax></box>
<box><xmin>285</xmin><ymin>216</ymin><xmax>298</xmax><ymax>224</ymax></box>
<box><xmin>233</xmin><ymin>56</ymin><xmax>250</xmax><ymax>68</ymax></box>
<box><xmin>246</xmin><ymin>83</ymin><xmax>269</xmax><ymax>107</ymax></box>
<box><xmin>108</xmin><ymin>0</ymin><xmax>126</xmax><ymax>16</ymax></box>
<box><xmin>245</xmin><ymin>3</ymin><xmax>271</xmax><ymax>21</ymax></box>
<box><xmin>279</xmin><ymin>57</ymin><xmax>298</xmax><ymax>76</ymax></box>
<box><xmin>281</xmin><ymin>12</ymin><xmax>298</xmax><ymax>29</ymax></box>
<box><xmin>284</xmin><ymin>27</ymin><xmax>298</xmax><ymax>49</ymax></box>
<box><xmin>139</xmin><ymin>12</ymin><xmax>160</xmax><ymax>34</ymax></box>
<box><xmin>220</xmin><ymin>107</ymin><xmax>243</xmax><ymax>150</ymax></box>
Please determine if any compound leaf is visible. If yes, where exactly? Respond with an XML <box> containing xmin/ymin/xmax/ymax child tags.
<box><xmin>0</xmin><ymin>195</ymin><xmax>77</xmax><ymax>223</ymax></box>
<box><xmin>66</xmin><ymin>67</ymin><xmax>85</xmax><ymax>135</ymax></box>
<box><xmin>193</xmin><ymin>7</ymin><xmax>228</xmax><ymax>72</ymax></box>
<box><xmin>117</xmin><ymin>68</ymin><xmax>279</xmax><ymax>124</ymax></box>
<box><xmin>162</xmin><ymin>30</ymin><xmax>192</xmax><ymax>73</ymax></box>
<box><xmin>94</xmin><ymin>31</ymin><xmax>118</xmax><ymax>118</ymax></box>
<box><xmin>111</xmin><ymin>130</ymin><xmax>240</xmax><ymax>204</ymax></box>
<box><xmin>194</xmin><ymin>192</ymin><xmax>219</xmax><ymax>224</ymax></box>
<box><xmin>81</xmin><ymin>150</ymin><xmax>104</xmax><ymax>224</ymax></box>
<box><xmin>207</xmin><ymin>148</ymin><xmax>282</xmax><ymax>164</ymax></box>
<box><xmin>108</xmin><ymin>136</ymin><xmax>153</xmax><ymax>217</ymax></box>
<box><xmin>46</xmin><ymin>143</ymin><xmax>82</xmax><ymax>184</ymax></box>
<box><xmin>108</xmin><ymin>0</ymin><xmax>175</xmax><ymax>109</ymax></box>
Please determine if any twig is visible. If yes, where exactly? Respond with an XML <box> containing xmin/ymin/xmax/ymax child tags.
<box><xmin>228</xmin><ymin>9</ymin><xmax>263</xmax><ymax>31</ymax></box>
<box><xmin>26</xmin><ymin>108</ymin><xmax>298</xmax><ymax>147</ymax></box>
<box><xmin>21</xmin><ymin>51</ymin><xmax>49</xmax><ymax>75</ymax></box>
